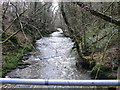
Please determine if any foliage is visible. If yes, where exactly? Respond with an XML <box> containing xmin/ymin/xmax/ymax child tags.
<box><xmin>60</xmin><ymin>2</ymin><xmax>119</xmax><ymax>80</ymax></box>
<box><xmin>1</xmin><ymin>45</ymin><xmax>33</xmax><ymax>77</ymax></box>
<box><xmin>1</xmin><ymin>2</ymin><xmax>119</xmax><ymax>81</ymax></box>
<box><xmin>1</xmin><ymin>2</ymin><xmax>56</xmax><ymax>77</ymax></box>
<box><xmin>89</xmin><ymin>60</ymin><xmax>96</xmax><ymax>69</ymax></box>
<box><xmin>90</xmin><ymin>64</ymin><xmax>117</xmax><ymax>79</ymax></box>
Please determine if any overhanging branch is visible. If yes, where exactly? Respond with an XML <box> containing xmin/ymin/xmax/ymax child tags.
<box><xmin>74</xmin><ymin>2</ymin><xmax>120</xmax><ymax>26</ymax></box>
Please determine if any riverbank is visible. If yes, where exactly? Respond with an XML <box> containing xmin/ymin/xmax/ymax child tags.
<box><xmin>1</xmin><ymin>28</ymin><xmax>56</xmax><ymax>77</ymax></box>
<box><xmin>4</xmin><ymin>30</ymin><xmax>94</xmax><ymax>88</ymax></box>
<box><xmin>71</xmin><ymin>40</ymin><xmax>118</xmax><ymax>89</ymax></box>
<box><xmin>1</xmin><ymin>44</ymin><xmax>33</xmax><ymax>77</ymax></box>
<box><xmin>72</xmin><ymin>46</ymin><xmax>118</xmax><ymax>78</ymax></box>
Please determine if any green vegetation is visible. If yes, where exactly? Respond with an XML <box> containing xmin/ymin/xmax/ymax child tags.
<box><xmin>108</xmin><ymin>86</ymin><xmax>116</xmax><ymax>90</ymax></box>
<box><xmin>1</xmin><ymin>2</ymin><xmax>119</xmax><ymax>90</ymax></box>
<box><xmin>91</xmin><ymin>64</ymin><xmax>111</xmax><ymax>79</ymax></box>
<box><xmin>90</xmin><ymin>64</ymin><xmax>117</xmax><ymax>79</ymax></box>
<box><xmin>89</xmin><ymin>60</ymin><xmax>96</xmax><ymax>70</ymax></box>
<box><xmin>1</xmin><ymin>45</ymin><xmax>33</xmax><ymax>77</ymax></box>
<box><xmin>60</xmin><ymin>2</ymin><xmax>119</xmax><ymax>81</ymax></box>
<box><xmin>1</xmin><ymin>2</ymin><xmax>56</xmax><ymax>77</ymax></box>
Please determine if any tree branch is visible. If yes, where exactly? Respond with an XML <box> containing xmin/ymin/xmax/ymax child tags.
<box><xmin>74</xmin><ymin>2</ymin><xmax>120</xmax><ymax>26</ymax></box>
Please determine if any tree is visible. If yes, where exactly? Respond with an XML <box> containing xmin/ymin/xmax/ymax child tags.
<box><xmin>73</xmin><ymin>2</ymin><xmax>120</xmax><ymax>26</ymax></box>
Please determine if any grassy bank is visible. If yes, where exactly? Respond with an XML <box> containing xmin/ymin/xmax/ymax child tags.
<box><xmin>1</xmin><ymin>44</ymin><xmax>33</xmax><ymax>77</ymax></box>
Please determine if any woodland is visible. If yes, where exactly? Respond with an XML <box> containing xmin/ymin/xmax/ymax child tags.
<box><xmin>0</xmin><ymin>1</ymin><xmax>120</xmax><ymax>89</ymax></box>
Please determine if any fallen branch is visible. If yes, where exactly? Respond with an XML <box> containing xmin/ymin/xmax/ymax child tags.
<box><xmin>92</xmin><ymin>34</ymin><xmax>108</xmax><ymax>44</ymax></box>
<box><xmin>0</xmin><ymin>30</ymin><xmax>20</xmax><ymax>44</ymax></box>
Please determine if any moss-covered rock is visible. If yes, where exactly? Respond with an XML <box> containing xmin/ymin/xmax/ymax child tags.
<box><xmin>18</xmin><ymin>62</ymin><xmax>31</xmax><ymax>66</ymax></box>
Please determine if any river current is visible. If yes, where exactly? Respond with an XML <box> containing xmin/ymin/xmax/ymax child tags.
<box><xmin>5</xmin><ymin>28</ymin><xmax>96</xmax><ymax>89</ymax></box>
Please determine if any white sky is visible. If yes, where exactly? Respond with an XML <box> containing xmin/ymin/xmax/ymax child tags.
<box><xmin>52</xmin><ymin>0</ymin><xmax>59</xmax><ymax>13</ymax></box>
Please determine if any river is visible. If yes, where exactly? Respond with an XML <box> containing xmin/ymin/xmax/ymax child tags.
<box><xmin>5</xmin><ymin>28</ymin><xmax>95</xmax><ymax>89</ymax></box>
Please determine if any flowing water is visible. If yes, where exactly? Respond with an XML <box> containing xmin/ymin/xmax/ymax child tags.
<box><xmin>5</xmin><ymin>28</ymin><xmax>96</xmax><ymax>89</ymax></box>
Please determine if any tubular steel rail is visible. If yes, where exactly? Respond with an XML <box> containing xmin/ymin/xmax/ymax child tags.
<box><xmin>0</xmin><ymin>78</ymin><xmax>120</xmax><ymax>86</ymax></box>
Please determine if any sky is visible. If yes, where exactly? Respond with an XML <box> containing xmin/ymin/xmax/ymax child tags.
<box><xmin>52</xmin><ymin>0</ymin><xmax>59</xmax><ymax>13</ymax></box>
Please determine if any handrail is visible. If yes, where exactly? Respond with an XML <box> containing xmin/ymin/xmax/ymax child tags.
<box><xmin>0</xmin><ymin>78</ymin><xmax>120</xmax><ymax>86</ymax></box>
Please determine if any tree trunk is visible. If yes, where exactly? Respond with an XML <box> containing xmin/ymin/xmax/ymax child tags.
<box><xmin>60</xmin><ymin>2</ymin><xmax>84</xmax><ymax>60</ymax></box>
<box><xmin>34</xmin><ymin>2</ymin><xmax>37</xmax><ymax>12</ymax></box>
<box><xmin>117</xmin><ymin>2</ymin><xmax>120</xmax><ymax>90</ymax></box>
<box><xmin>117</xmin><ymin>65</ymin><xmax>120</xmax><ymax>90</ymax></box>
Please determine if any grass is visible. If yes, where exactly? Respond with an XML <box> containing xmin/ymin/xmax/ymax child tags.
<box><xmin>1</xmin><ymin>44</ymin><xmax>33</xmax><ymax>77</ymax></box>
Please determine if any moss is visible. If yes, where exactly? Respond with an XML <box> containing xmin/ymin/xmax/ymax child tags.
<box><xmin>24</xmin><ymin>45</ymin><xmax>33</xmax><ymax>52</ymax></box>
<box><xmin>89</xmin><ymin>60</ymin><xmax>96</xmax><ymax>70</ymax></box>
<box><xmin>72</xmin><ymin>48</ymin><xmax>78</xmax><ymax>58</ymax></box>
<box><xmin>0</xmin><ymin>71</ymin><xmax>2</xmax><ymax>77</ymax></box>
<box><xmin>3</xmin><ymin>63</ymin><xmax>16</xmax><ymax>70</ymax></box>
<box><xmin>2</xmin><ymin>45</ymin><xmax>33</xmax><ymax>77</ymax></box>
<box><xmin>108</xmin><ymin>86</ymin><xmax>116</xmax><ymax>90</ymax></box>
<box><xmin>18</xmin><ymin>62</ymin><xmax>31</xmax><ymax>66</ymax></box>
<box><xmin>107</xmin><ymin>74</ymin><xmax>117</xmax><ymax>79</ymax></box>
<box><xmin>2</xmin><ymin>53</ymin><xmax>22</xmax><ymax>77</ymax></box>
<box><xmin>18</xmin><ymin>62</ymin><xmax>23</xmax><ymax>65</ymax></box>
<box><xmin>90</xmin><ymin>64</ymin><xmax>112</xmax><ymax>79</ymax></box>
<box><xmin>2</xmin><ymin>69</ymin><xmax>11</xmax><ymax>77</ymax></box>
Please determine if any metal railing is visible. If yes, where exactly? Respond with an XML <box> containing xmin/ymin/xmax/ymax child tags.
<box><xmin>0</xmin><ymin>78</ymin><xmax>120</xmax><ymax>86</ymax></box>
